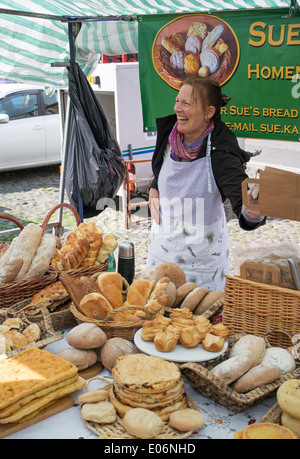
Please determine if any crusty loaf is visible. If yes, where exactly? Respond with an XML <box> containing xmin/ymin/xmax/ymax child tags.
<box><xmin>212</xmin><ymin>356</ymin><xmax>253</xmax><ymax>385</ymax></box>
<box><xmin>95</xmin><ymin>234</ymin><xmax>118</xmax><ymax>265</ymax></box>
<box><xmin>75</xmin><ymin>222</ymin><xmax>103</xmax><ymax>267</ymax></box>
<box><xmin>232</xmin><ymin>364</ymin><xmax>281</xmax><ymax>393</ymax></box>
<box><xmin>97</xmin><ymin>272</ymin><xmax>124</xmax><ymax>309</ymax></box>
<box><xmin>126</xmin><ymin>279</ymin><xmax>154</xmax><ymax>306</ymax></box>
<box><xmin>10</xmin><ymin>224</ymin><xmax>44</xmax><ymax>281</ymax></box>
<box><xmin>51</xmin><ymin>232</ymin><xmax>90</xmax><ymax>271</ymax></box>
<box><xmin>229</xmin><ymin>334</ymin><xmax>266</xmax><ymax>368</ymax></box>
<box><xmin>21</xmin><ymin>233</ymin><xmax>57</xmax><ymax>280</ymax></box>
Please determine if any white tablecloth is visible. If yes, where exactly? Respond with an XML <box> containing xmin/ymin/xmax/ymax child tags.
<box><xmin>5</xmin><ymin>333</ymin><xmax>276</xmax><ymax>440</ymax></box>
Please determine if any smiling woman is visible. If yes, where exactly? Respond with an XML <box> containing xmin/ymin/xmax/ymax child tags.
<box><xmin>0</xmin><ymin>84</ymin><xmax>61</xmax><ymax>172</ymax></box>
<box><xmin>146</xmin><ymin>75</ymin><xmax>267</xmax><ymax>290</ymax></box>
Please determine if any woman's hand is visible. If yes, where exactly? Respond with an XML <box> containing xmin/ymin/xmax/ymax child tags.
<box><xmin>243</xmin><ymin>184</ymin><xmax>264</xmax><ymax>222</ymax></box>
<box><xmin>149</xmin><ymin>187</ymin><xmax>160</xmax><ymax>225</ymax></box>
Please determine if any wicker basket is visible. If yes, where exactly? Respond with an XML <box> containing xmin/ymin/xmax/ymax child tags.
<box><xmin>222</xmin><ymin>275</ymin><xmax>300</xmax><ymax>348</ymax></box>
<box><xmin>0</xmin><ymin>212</ymin><xmax>59</xmax><ymax>308</ymax></box>
<box><xmin>0</xmin><ymin>302</ymin><xmax>63</xmax><ymax>358</ymax></box>
<box><xmin>70</xmin><ymin>303</ymin><xmax>154</xmax><ymax>342</ymax></box>
<box><xmin>179</xmin><ymin>333</ymin><xmax>300</xmax><ymax>413</ymax></box>
<box><xmin>43</xmin><ymin>203</ymin><xmax>109</xmax><ymax>276</ymax></box>
<box><xmin>84</xmin><ymin>382</ymin><xmax>200</xmax><ymax>439</ymax></box>
<box><xmin>7</xmin><ymin>298</ymin><xmax>77</xmax><ymax>331</ymax></box>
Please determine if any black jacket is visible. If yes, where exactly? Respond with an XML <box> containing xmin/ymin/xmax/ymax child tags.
<box><xmin>150</xmin><ymin>114</ymin><xmax>266</xmax><ymax>231</ymax></box>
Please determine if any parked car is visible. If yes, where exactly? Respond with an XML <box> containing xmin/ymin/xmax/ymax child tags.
<box><xmin>0</xmin><ymin>84</ymin><xmax>62</xmax><ymax>171</ymax></box>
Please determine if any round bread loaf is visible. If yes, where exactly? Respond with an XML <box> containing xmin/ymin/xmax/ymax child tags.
<box><xmin>232</xmin><ymin>364</ymin><xmax>281</xmax><ymax>393</ymax></box>
<box><xmin>193</xmin><ymin>290</ymin><xmax>224</xmax><ymax>315</ymax></box>
<box><xmin>56</xmin><ymin>348</ymin><xmax>97</xmax><ymax>371</ymax></box>
<box><xmin>67</xmin><ymin>323</ymin><xmax>107</xmax><ymax>349</ymax></box>
<box><xmin>154</xmin><ymin>262</ymin><xmax>186</xmax><ymax>288</ymax></box>
<box><xmin>229</xmin><ymin>334</ymin><xmax>266</xmax><ymax>368</ymax></box>
<box><xmin>281</xmin><ymin>411</ymin><xmax>300</xmax><ymax>436</ymax></box>
<box><xmin>122</xmin><ymin>407</ymin><xmax>164</xmax><ymax>438</ymax></box>
<box><xmin>277</xmin><ymin>379</ymin><xmax>300</xmax><ymax>419</ymax></box>
<box><xmin>261</xmin><ymin>347</ymin><xmax>296</xmax><ymax>375</ymax></box>
<box><xmin>212</xmin><ymin>356</ymin><xmax>253</xmax><ymax>385</ymax></box>
<box><xmin>173</xmin><ymin>283</ymin><xmax>198</xmax><ymax>307</ymax></box>
<box><xmin>169</xmin><ymin>408</ymin><xmax>205</xmax><ymax>432</ymax></box>
<box><xmin>100</xmin><ymin>337</ymin><xmax>138</xmax><ymax>371</ymax></box>
<box><xmin>79</xmin><ymin>292</ymin><xmax>112</xmax><ymax>320</ymax></box>
<box><xmin>180</xmin><ymin>287</ymin><xmax>207</xmax><ymax>312</ymax></box>
<box><xmin>81</xmin><ymin>400</ymin><xmax>117</xmax><ymax>424</ymax></box>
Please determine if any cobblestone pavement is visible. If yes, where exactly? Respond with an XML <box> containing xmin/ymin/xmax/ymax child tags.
<box><xmin>1</xmin><ymin>165</ymin><xmax>300</xmax><ymax>276</ymax></box>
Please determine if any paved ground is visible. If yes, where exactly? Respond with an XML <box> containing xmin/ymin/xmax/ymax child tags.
<box><xmin>1</xmin><ymin>165</ymin><xmax>300</xmax><ymax>276</ymax></box>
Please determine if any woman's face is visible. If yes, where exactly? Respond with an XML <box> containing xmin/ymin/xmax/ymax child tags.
<box><xmin>174</xmin><ymin>84</ymin><xmax>215</xmax><ymax>143</ymax></box>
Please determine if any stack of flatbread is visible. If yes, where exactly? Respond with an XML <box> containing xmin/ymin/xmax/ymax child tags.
<box><xmin>0</xmin><ymin>347</ymin><xmax>85</xmax><ymax>424</ymax></box>
<box><xmin>109</xmin><ymin>354</ymin><xmax>187</xmax><ymax>421</ymax></box>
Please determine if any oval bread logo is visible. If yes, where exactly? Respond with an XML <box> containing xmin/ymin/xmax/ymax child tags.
<box><xmin>152</xmin><ymin>14</ymin><xmax>240</xmax><ymax>90</ymax></box>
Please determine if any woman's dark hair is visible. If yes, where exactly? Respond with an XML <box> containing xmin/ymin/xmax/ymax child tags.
<box><xmin>180</xmin><ymin>76</ymin><xmax>231</xmax><ymax>120</ymax></box>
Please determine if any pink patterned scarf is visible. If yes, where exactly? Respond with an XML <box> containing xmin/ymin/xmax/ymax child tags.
<box><xmin>169</xmin><ymin>120</ymin><xmax>214</xmax><ymax>161</ymax></box>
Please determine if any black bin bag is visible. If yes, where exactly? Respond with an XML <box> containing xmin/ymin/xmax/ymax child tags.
<box><xmin>65</xmin><ymin>60</ymin><xmax>125</xmax><ymax>219</ymax></box>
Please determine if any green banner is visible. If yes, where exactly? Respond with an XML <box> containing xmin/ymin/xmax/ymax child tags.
<box><xmin>138</xmin><ymin>8</ymin><xmax>300</xmax><ymax>142</ymax></box>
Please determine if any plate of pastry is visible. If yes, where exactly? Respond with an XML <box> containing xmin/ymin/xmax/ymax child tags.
<box><xmin>134</xmin><ymin>328</ymin><xmax>228</xmax><ymax>363</ymax></box>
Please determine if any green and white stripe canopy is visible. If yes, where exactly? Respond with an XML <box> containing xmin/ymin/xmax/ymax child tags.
<box><xmin>0</xmin><ymin>0</ymin><xmax>297</xmax><ymax>88</ymax></box>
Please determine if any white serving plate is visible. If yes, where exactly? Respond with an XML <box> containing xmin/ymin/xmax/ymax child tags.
<box><xmin>134</xmin><ymin>329</ymin><xmax>228</xmax><ymax>363</ymax></box>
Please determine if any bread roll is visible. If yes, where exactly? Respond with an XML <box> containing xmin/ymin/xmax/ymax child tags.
<box><xmin>56</xmin><ymin>348</ymin><xmax>97</xmax><ymax>371</ymax></box>
<box><xmin>229</xmin><ymin>335</ymin><xmax>266</xmax><ymax>368</ymax></box>
<box><xmin>261</xmin><ymin>347</ymin><xmax>296</xmax><ymax>375</ymax></box>
<box><xmin>79</xmin><ymin>292</ymin><xmax>113</xmax><ymax>320</ymax></box>
<box><xmin>232</xmin><ymin>364</ymin><xmax>281</xmax><ymax>393</ymax></box>
<box><xmin>277</xmin><ymin>379</ymin><xmax>300</xmax><ymax>419</ymax></box>
<box><xmin>212</xmin><ymin>356</ymin><xmax>253</xmax><ymax>385</ymax></box>
<box><xmin>66</xmin><ymin>323</ymin><xmax>107</xmax><ymax>349</ymax></box>
<box><xmin>100</xmin><ymin>338</ymin><xmax>138</xmax><ymax>371</ymax></box>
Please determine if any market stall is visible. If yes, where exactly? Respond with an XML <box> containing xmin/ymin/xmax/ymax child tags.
<box><xmin>0</xmin><ymin>0</ymin><xmax>300</xmax><ymax>441</ymax></box>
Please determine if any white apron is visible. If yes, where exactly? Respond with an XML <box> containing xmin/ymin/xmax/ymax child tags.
<box><xmin>147</xmin><ymin>134</ymin><xmax>229</xmax><ymax>290</ymax></box>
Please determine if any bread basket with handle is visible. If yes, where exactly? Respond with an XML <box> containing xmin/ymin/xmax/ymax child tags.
<box><xmin>0</xmin><ymin>301</ymin><xmax>63</xmax><ymax>358</ymax></box>
<box><xmin>70</xmin><ymin>302</ymin><xmax>153</xmax><ymax>342</ymax></box>
<box><xmin>180</xmin><ymin>331</ymin><xmax>300</xmax><ymax>413</ymax></box>
<box><xmin>44</xmin><ymin>203</ymin><xmax>109</xmax><ymax>277</ymax></box>
<box><xmin>0</xmin><ymin>213</ymin><xmax>58</xmax><ymax>308</ymax></box>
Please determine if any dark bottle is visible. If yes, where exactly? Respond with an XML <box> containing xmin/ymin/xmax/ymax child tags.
<box><xmin>117</xmin><ymin>241</ymin><xmax>135</xmax><ymax>285</ymax></box>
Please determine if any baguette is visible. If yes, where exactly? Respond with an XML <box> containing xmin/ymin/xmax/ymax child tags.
<box><xmin>10</xmin><ymin>224</ymin><xmax>43</xmax><ymax>281</ymax></box>
<box><xmin>232</xmin><ymin>364</ymin><xmax>281</xmax><ymax>393</ymax></box>
<box><xmin>21</xmin><ymin>234</ymin><xmax>57</xmax><ymax>280</ymax></box>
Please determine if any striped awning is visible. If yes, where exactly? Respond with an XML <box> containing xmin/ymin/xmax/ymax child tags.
<box><xmin>0</xmin><ymin>0</ymin><xmax>297</xmax><ymax>88</ymax></box>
